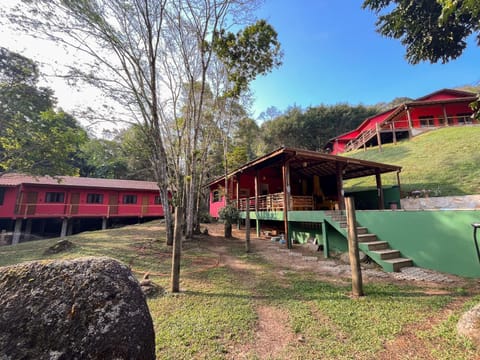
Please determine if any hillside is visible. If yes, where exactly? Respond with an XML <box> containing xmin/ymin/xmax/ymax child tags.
<box><xmin>344</xmin><ymin>126</ymin><xmax>480</xmax><ymax>197</ymax></box>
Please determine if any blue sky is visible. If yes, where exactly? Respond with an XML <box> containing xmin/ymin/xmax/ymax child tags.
<box><xmin>250</xmin><ymin>0</ymin><xmax>479</xmax><ymax>117</ymax></box>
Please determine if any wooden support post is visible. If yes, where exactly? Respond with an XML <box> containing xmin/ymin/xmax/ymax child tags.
<box><xmin>102</xmin><ymin>217</ymin><xmax>108</xmax><ymax>230</ymax></box>
<box><xmin>171</xmin><ymin>206</ymin><xmax>183</xmax><ymax>293</ymax></box>
<box><xmin>236</xmin><ymin>176</ymin><xmax>240</xmax><ymax>230</ymax></box>
<box><xmin>391</xmin><ymin>123</ymin><xmax>397</xmax><ymax>145</ymax></box>
<box><xmin>346</xmin><ymin>197</ymin><xmax>364</xmax><ymax>297</ymax></box>
<box><xmin>442</xmin><ymin>104</ymin><xmax>449</xmax><ymax>126</ymax></box>
<box><xmin>0</xmin><ymin>229</ymin><xmax>6</xmax><ymax>245</ymax></box>
<box><xmin>406</xmin><ymin>106</ymin><xmax>413</xmax><ymax>138</ymax></box>
<box><xmin>245</xmin><ymin>197</ymin><xmax>251</xmax><ymax>253</ymax></box>
<box><xmin>283</xmin><ymin>161</ymin><xmax>291</xmax><ymax>249</ymax></box>
<box><xmin>254</xmin><ymin>171</ymin><xmax>260</xmax><ymax>237</ymax></box>
<box><xmin>321</xmin><ymin>221</ymin><xmax>329</xmax><ymax>259</ymax></box>
<box><xmin>375</xmin><ymin>169</ymin><xmax>385</xmax><ymax>210</ymax></box>
<box><xmin>12</xmin><ymin>218</ymin><xmax>22</xmax><ymax>245</ymax></box>
<box><xmin>336</xmin><ymin>162</ymin><xmax>345</xmax><ymax>211</ymax></box>
<box><xmin>376</xmin><ymin>123</ymin><xmax>382</xmax><ymax>152</ymax></box>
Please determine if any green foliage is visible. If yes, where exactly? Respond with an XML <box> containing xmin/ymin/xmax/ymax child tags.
<box><xmin>213</xmin><ymin>19</ymin><xmax>283</xmax><ymax>97</ymax></box>
<box><xmin>345</xmin><ymin>126</ymin><xmax>480</xmax><ymax>196</ymax></box>
<box><xmin>363</xmin><ymin>0</ymin><xmax>480</xmax><ymax>64</ymax></box>
<box><xmin>218</xmin><ymin>203</ymin><xmax>239</xmax><ymax>225</ymax></box>
<box><xmin>1</xmin><ymin>109</ymin><xmax>87</xmax><ymax>176</ymax></box>
<box><xmin>260</xmin><ymin>104</ymin><xmax>379</xmax><ymax>152</ymax></box>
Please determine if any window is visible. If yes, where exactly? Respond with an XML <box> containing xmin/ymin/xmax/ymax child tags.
<box><xmin>154</xmin><ymin>196</ymin><xmax>162</xmax><ymax>205</ymax></box>
<box><xmin>0</xmin><ymin>188</ymin><xmax>5</xmax><ymax>205</ymax></box>
<box><xmin>45</xmin><ymin>192</ymin><xmax>65</xmax><ymax>203</ymax></box>
<box><xmin>123</xmin><ymin>195</ymin><xmax>137</xmax><ymax>204</ymax></box>
<box><xmin>212</xmin><ymin>190</ymin><xmax>220</xmax><ymax>203</ymax></box>
<box><xmin>87</xmin><ymin>193</ymin><xmax>104</xmax><ymax>204</ymax></box>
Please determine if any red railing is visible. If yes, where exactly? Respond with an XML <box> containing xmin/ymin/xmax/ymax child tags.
<box><xmin>14</xmin><ymin>203</ymin><xmax>165</xmax><ymax>218</ymax></box>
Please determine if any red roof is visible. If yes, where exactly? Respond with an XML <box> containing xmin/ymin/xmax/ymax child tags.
<box><xmin>0</xmin><ymin>173</ymin><xmax>160</xmax><ymax>191</ymax></box>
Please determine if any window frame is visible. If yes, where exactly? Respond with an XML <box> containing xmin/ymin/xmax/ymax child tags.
<box><xmin>0</xmin><ymin>187</ymin><xmax>5</xmax><ymax>206</ymax></box>
<box><xmin>123</xmin><ymin>194</ymin><xmax>138</xmax><ymax>204</ymax></box>
<box><xmin>45</xmin><ymin>192</ymin><xmax>65</xmax><ymax>203</ymax></box>
<box><xmin>87</xmin><ymin>193</ymin><xmax>104</xmax><ymax>204</ymax></box>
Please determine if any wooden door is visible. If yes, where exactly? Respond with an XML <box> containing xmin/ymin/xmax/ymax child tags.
<box><xmin>70</xmin><ymin>192</ymin><xmax>80</xmax><ymax>215</ymax></box>
<box><xmin>25</xmin><ymin>192</ymin><xmax>38</xmax><ymax>215</ymax></box>
<box><xmin>109</xmin><ymin>193</ymin><xmax>119</xmax><ymax>215</ymax></box>
<box><xmin>141</xmin><ymin>195</ymin><xmax>149</xmax><ymax>216</ymax></box>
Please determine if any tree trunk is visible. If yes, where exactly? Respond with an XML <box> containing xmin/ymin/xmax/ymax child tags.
<box><xmin>224</xmin><ymin>223</ymin><xmax>232</xmax><ymax>238</ymax></box>
<box><xmin>171</xmin><ymin>206</ymin><xmax>183</xmax><ymax>293</ymax></box>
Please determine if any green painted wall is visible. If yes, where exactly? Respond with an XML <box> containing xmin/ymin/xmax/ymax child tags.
<box><xmin>346</xmin><ymin>186</ymin><xmax>401</xmax><ymax>210</ymax></box>
<box><xmin>324</xmin><ymin>222</ymin><xmax>348</xmax><ymax>253</ymax></box>
<box><xmin>240</xmin><ymin>211</ymin><xmax>284</xmax><ymax>221</ymax></box>
<box><xmin>356</xmin><ymin>210</ymin><xmax>480</xmax><ymax>277</ymax></box>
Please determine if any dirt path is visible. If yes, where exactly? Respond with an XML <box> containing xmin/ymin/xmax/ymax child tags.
<box><xmin>202</xmin><ymin>223</ymin><xmax>480</xmax><ymax>359</ymax></box>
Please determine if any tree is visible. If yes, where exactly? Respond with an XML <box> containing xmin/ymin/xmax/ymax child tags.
<box><xmin>1</xmin><ymin>109</ymin><xmax>88</xmax><ymax>175</ymax></box>
<box><xmin>362</xmin><ymin>0</ymin><xmax>480</xmax><ymax>64</ymax></box>
<box><xmin>5</xmin><ymin>0</ymin><xmax>282</xmax><ymax>292</ymax></box>
<box><xmin>362</xmin><ymin>0</ymin><xmax>480</xmax><ymax>117</ymax></box>
<box><xmin>0</xmin><ymin>47</ymin><xmax>87</xmax><ymax>176</ymax></box>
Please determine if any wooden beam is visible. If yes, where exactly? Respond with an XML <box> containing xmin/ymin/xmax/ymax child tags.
<box><xmin>405</xmin><ymin>105</ymin><xmax>413</xmax><ymax>138</ymax></box>
<box><xmin>442</xmin><ymin>104</ymin><xmax>449</xmax><ymax>126</ymax></box>
<box><xmin>254</xmin><ymin>171</ymin><xmax>260</xmax><ymax>237</ymax></box>
<box><xmin>346</xmin><ymin>197</ymin><xmax>364</xmax><ymax>297</ymax></box>
<box><xmin>375</xmin><ymin>169</ymin><xmax>385</xmax><ymax>210</ymax></box>
<box><xmin>376</xmin><ymin>123</ymin><xmax>382</xmax><ymax>152</ymax></box>
<box><xmin>336</xmin><ymin>162</ymin><xmax>345</xmax><ymax>210</ymax></box>
<box><xmin>283</xmin><ymin>160</ymin><xmax>292</xmax><ymax>248</ymax></box>
<box><xmin>391</xmin><ymin>123</ymin><xmax>397</xmax><ymax>145</ymax></box>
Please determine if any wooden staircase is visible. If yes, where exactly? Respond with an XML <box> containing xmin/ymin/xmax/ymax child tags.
<box><xmin>325</xmin><ymin>212</ymin><xmax>413</xmax><ymax>272</ymax></box>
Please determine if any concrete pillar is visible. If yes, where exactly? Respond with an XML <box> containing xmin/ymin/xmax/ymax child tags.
<box><xmin>102</xmin><ymin>217</ymin><xmax>108</xmax><ymax>230</ymax></box>
<box><xmin>25</xmin><ymin>219</ymin><xmax>33</xmax><ymax>241</ymax></box>
<box><xmin>0</xmin><ymin>229</ymin><xmax>6</xmax><ymax>245</ymax></box>
<box><xmin>60</xmin><ymin>218</ymin><xmax>69</xmax><ymax>238</ymax></box>
<box><xmin>12</xmin><ymin>219</ymin><xmax>22</xmax><ymax>245</ymax></box>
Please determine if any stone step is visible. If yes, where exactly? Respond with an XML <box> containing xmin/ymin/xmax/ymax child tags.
<box><xmin>372</xmin><ymin>249</ymin><xmax>400</xmax><ymax>260</ymax></box>
<box><xmin>332</xmin><ymin>215</ymin><xmax>347</xmax><ymax>221</ymax></box>
<box><xmin>356</xmin><ymin>227</ymin><xmax>368</xmax><ymax>234</ymax></box>
<box><xmin>384</xmin><ymin>258</ymin><xmax>413</xmax><ymax>272</ymax></box>
<box><xmin>363</xmin><ymin>241</ymin><xmax>389</xmax><ymax>251</ymax></box>
<box><xmin>357</xmin><ymin>233</ymin><xmax>377</xmax><ymax>242</ymax></box>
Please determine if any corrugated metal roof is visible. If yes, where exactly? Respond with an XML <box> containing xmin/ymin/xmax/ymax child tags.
<box><xmin>0</xmin><ymin>173</ymin><xmax>160</xmax><ymax>191</ymax></box>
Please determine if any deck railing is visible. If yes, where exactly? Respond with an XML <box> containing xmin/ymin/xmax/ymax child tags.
<box><xmin>237</xmin><ymin>192</ymin><xmax>314</xmax><ymax>212</ymax></box>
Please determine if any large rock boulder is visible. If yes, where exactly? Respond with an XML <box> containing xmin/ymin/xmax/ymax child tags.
<box><xmin>0</xmin><ymin>257</ymin><xmax>155</xmax><ymax>360</ymax></box>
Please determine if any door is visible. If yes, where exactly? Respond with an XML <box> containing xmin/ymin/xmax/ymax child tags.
<box><xmin>141</xmin><ymin>195</ymin><xmax>149</xmax><ymax>216</ymax></box>
<box><xmin>70</xmin><ymin>192</ymin><xmax>80</xmax><ymax>215</ymax></box>
<box><xmin>25</xmin><ymin>192</ymin><xmax>38</xmax><ymax>216</ymax></box>
<box><xmin>108</xmin><ymin>193</ymin><xmax>119</xmax><ymax>216</ymax></box>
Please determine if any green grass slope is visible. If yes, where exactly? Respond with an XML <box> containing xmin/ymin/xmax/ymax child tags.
<box><xmin>344</xmin><ymin>126</ymin><xmax>480</xmax><ymax>196</ymax></box>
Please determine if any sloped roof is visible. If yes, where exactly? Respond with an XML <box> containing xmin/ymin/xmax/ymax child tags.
<box><xmin>207</xmin><ymin>147</ymin><xmax>401</xmax><ymax>187</ymax></box>
<box><xmin>0</xmin><ymin>173</ymin><xmax>160</xmax><ymax>191</ymax></box>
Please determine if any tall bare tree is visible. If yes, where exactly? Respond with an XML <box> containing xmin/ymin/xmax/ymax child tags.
<box><xmin>3</xmin><ymin>0</ymin><xmax>281</xmax><ymax>291</ymax></box>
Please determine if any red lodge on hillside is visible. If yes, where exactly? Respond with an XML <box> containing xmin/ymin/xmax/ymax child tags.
<box><xmin>325</xmin><ymin>88</ymin><xmax>478</xmax><ymax>154</ymax></box>
<box><xmin>0</xmin><ymin>174</ymin><xmax>165</xmax><ymax>244</ymax></box>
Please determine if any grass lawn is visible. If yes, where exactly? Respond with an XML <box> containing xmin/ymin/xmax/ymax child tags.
<box><xmin>344</xmin><ymin>126</ymin><xmax>480</xmax><ymax>196</ymax></box>
<box><xmin>0</xmin><ymin>220</ymin><xmax>479</xmax><ymax>359</ymax></box>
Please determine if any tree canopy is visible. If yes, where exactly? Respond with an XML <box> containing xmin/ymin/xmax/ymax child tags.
<box><xmin>0</xmin><ymin>47</ymin><xmax>87</xmax><ymax>176</ymax></box>
<box><xmin>362</xmin><ymin>0</ymin><xmax>480</xmax><ymax>64</ymax></box>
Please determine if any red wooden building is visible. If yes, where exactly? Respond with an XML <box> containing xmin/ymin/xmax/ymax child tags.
<box><xmin>0</xmin><ymin>174</ymin><xmax>165</xmax><ymax>244</ymax></box>
<box><xmin>326</xmin><ymin>89</ymin><xmax>478</xmax><ymax>154</ymax></box>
